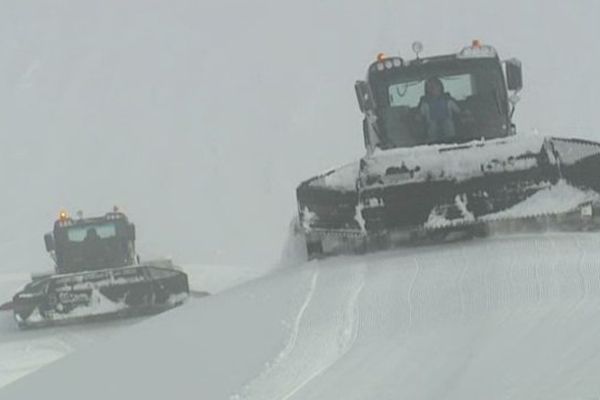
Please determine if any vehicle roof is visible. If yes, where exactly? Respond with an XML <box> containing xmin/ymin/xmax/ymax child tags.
<box><xmin>367</xmin><ymin>44</ymin><xmax>499</xmax><ymax>76</ymax></box>
<box><xmin>53</xmin><ymin>212</ymin><xmax>129</xmax><ymax>230</ymax></box>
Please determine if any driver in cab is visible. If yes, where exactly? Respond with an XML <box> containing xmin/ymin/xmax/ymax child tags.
<box><xmin>83</xmin><ymin>227</ymin><xmax>104</xmax><ymax>269</ymax></box>
<box><xmin>418</xmin><ymin>77</ymin><xmax>462</xmax><ymax>143</ymax></box>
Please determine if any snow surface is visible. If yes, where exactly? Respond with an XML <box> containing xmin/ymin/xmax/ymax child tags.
<box><xmin>2</xmin><ymin>0</ymin><xmax>600</xmax><ymax>398</ymax></box>
<box><xmin>5</xmin><ymin>233</ymin><xmax>600</xmax><ymax>399</ymax></box>
<box><xmin>365</xmin><ymin>135</ymin><xmax>546</xmax><ymax>185</ymax></box>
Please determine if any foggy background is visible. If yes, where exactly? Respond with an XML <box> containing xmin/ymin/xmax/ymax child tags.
<box><xmin>0</xmin><ymin>0</ymin><xmax>598</xmax><ymax>271</ymax></box>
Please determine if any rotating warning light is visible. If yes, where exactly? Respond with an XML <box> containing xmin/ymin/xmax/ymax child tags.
<box><xmin>58</xmin><ymin>210</ymin><xmax>69</xmax><ymax>221</ymax></box>
<box><xmin>458</xmin><ymin>40</ymin><xmax>497</xmax><ymax>59</ymax></box>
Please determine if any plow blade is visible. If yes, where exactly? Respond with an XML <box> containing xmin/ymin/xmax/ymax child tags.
<box><xmin>297</xmin><ymin>136</ymin><xmax>600</xmax><ymax>258</ymax></box>
<box><xmin>12</xmin><ymin>263</ymin><xmax>189</xmax><ymax>329</ymax></box>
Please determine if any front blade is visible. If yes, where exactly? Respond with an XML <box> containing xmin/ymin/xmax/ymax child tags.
<box><xmin>296</xmin><ymin>135</ymin><xmax>600</xmax><ymax>258</ymax></box>
<box><xmin>13</xmin><ymin>264</ymin><xmax>189</xmax><ymax>329</ymax></box>
<box><xmin>358</xmin><ymin>136</ymin><xmax>562</xmax><ymax>231</ymax></box>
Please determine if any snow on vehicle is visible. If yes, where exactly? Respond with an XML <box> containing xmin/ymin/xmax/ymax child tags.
<box><xmin>4</xmin><ymin>208</ymin><xmax>189</xmax><ymax>329</ymax></box>
<box><xmin>296</xmin><ymin>41</ymin><xmax>600</xmax><ymax>258</ymax></box>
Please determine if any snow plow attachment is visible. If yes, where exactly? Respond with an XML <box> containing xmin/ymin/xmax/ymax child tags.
<box><xmin>297</xmin><ymin>136</ymin><xmax>600</xmax><ymax>258</ymax></box>
<box><xmin>11</xmin><ymin>261</ymin><xmax>189</xmax><ymax>329</ymax></box>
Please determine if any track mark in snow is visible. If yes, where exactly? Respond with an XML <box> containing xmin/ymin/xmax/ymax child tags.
<box><xmin>0</xmin><ymin>337</ymin><xmax>74</xmax><ymax>387</ymax></box>
<box><xmin>572</xmin><ymin>237</ymin><xmax>590</xmax><ymax>311</ymax></box>
<box><xmin>280</xmin><ymin>266</ymin><xmax>367</xmax><ymax>400</ymax></box>
<box><xmin>458</xmin><ymin>247</ymin><xmax>471</xmax><ymax>319</ymax></box>
<box><xmin>407</xmin><ymin>258</ymin><xmax>421</xmax><ymax>330</ymax></box>
<box><xmin>276</xmin><ymin>266</ymin><xmax>320</xmax><ymax>364</ymax></box>
<box><xmin>233</xmin><ymin>263</ymin><xmax>367</xmax><ymax>400</ymax></box>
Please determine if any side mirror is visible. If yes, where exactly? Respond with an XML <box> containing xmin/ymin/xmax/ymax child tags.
<box><xmin>129</xmin><ymin>224</ymin><xmax>136</xmax><ymax>241</ymax></box>
<box><xmin>505</xmin><ymin>58</ymin><xmax>523</xmax><ymax>91</ymax></box>
<box><xmin>44</xmin><ymin>233</ymin><xmax>55</xmax><ymax>252</ymax></box>
<box><xmin>355</xmin><ymin>80</ymin><xmax>375</xmax><ymax>113</ymax></box>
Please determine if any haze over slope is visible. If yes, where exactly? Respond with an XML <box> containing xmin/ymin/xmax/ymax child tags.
<box><xmin>0</xmin><ymin>0</ymin><xmax>598</xmax><ymax>270</ymax></box>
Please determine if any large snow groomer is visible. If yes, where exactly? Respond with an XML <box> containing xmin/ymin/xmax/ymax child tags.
<box><xmin>297</xmin><ymin>41</ymin><xmax>600</xmax><ymax>258</ymax></box>
<box><xmin>8</xmin><ymin>209</ymin><xmax>189</xmax><ymax>328</ymax></box>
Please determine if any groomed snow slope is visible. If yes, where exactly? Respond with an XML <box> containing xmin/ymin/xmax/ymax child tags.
<box><xmin>4</xmin><ymin>233</ymin><xmax>600</xmax><ymax>399</ymax></box>
<box><xmin>0</xmin><ymin>263</ymin><xmax>271</xmax><ymax>388</ymax></box>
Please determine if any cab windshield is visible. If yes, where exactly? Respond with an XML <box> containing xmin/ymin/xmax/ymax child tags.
<box><xmin>388</xmin><ymin>74</ymin><xmax>473</xmax><ymax>107</ymax></box>
<box><xmin>369</xmin><ymin>58</ymin><xmax>508</xmax><ymax>148</ymax></box>
<box><xmin>66</xmin><ymin>223</ymin><xmax>117</xmax><ymax>242</ymax></box>
<box><xmin>56</xmin><ymin>221</ymin><xmax>128</xmax><ymax>272</ymax></box>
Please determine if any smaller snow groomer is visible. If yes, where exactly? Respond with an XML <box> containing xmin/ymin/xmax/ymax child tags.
<box><xmin>9</xmin><ymin>209</ymin><xmax>189</xmax><ymax>328</ymax></box>
<box><xmin>297</xmin><ymin>41</ymin><xmax>600</xmax><ymax>259</ymax></box>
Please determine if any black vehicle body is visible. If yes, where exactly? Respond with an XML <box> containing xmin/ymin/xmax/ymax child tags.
<box><xmin>11</xmin><ymin>210</ymin><xmax>189</xmax><ymax>328</ymax></box>
<box><xmin>296</xmin><ymin>43</ymin><xmax>600</xmax><ymax>258</ymax></box>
